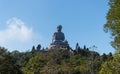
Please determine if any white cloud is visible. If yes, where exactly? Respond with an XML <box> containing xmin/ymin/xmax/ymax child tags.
<box><xmin>0</xmin><ymin>17</ymin><xmax>33</xmax><ymax>43</ymax></box>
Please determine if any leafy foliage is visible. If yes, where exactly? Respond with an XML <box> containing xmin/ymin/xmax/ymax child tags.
<box><xmin>104</xmin><ymin>0</ymin><xmax>120</xmax><ymax>50</ymax></box>
<box><xmin>0</xmin><ymin>43</ymin><xmax>114</xmax><ymax>74</ymax></box>
<box><xmin>99</xmin><ymin>54</ymin><xmax>120</xmax><ymax>74</ymax></box>
<box><xmin>0</xmin><ymin>47</ymin><xmax>22</xmax><ymax>74</ymax></box>
<box><xmin>100</xmin><ymin>0</ymin><xmax>120</xmax><ymax>73</ymax></box>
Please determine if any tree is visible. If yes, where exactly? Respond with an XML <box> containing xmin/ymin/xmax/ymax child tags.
<box><xmin>0</xmin><ymin>47</ymin><xmax>7</xmax><ymax>55</ymax></box>
<box><xmin>107</xmin><ymin>52</ymin><xmax>113</xmax><ymax>61</ymax></box>
<box><xmin>31</xmin><ymin>46</ymin><xmax>36</xmax><ymax>52</ymax></box>
<box><xmin>100</xmin><ymin>0</ymin><xmax>120</xmax><ymax>73</ymax></box>
<box><xmin>84</xmin><ymin>45</ymin><xmax>87</xmax><ymax>50</ymax></box>
<box><xmin>99</xmin><ymin>54</ymin><xmax>120</xmax><ymax>74</ymax></box>
<box><xmin>102</xmin><ymin>53</ymin><xmax>107</xmax><ymax>62</ymax></box>
<box><xmin>37</xmin><ymin>44</ymin><xmax>41</xmax><ymax>51</ymax></box>
<box><xmin>22</xmin><ymin>54</ymin><xmax>47</xmax><ymax>74</ymax></box>
<box><xmin>75</xmin><ymin>43</ymin><xmax>79</xmax><ymax>50</ymax></box>
<box><xmin>104</xmin><ymin>0</ymin><xmax>120</xmax><ymax>50</ymax></box>
<box><xmin>0</xmin><ymin>47</ymin><xmax>22</xmax><ymax>74</ymax></box>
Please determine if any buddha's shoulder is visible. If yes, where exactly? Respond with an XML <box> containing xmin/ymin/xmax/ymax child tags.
<box><xmin>54</xmin><ymin>32</ymin><xmax>64</xmax><ymax>34</ymax></box>
<box><xmin>54</xmin><ymin>32</ymin><xmax>58</xmax><ymax>34</ymax></box>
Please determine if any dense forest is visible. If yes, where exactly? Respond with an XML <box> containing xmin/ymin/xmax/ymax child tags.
<box><xmin>0</xmin><ymin>44</ymin><xmax>113</xmax><ymax>74</ymax></box>
<box><xmin>1</xmin><ymin>0</ymin><xmax>120</xmax><ymax>74</ymax></box>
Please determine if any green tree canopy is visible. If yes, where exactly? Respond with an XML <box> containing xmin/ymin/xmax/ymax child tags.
<box><xmin>0</xmin><ymin>47</ymin><xmax>22</xmax><ymax>74</ymax></box>
<box><xmin>104</xmin><ymin>0</ymin><xmax>120</xmax><ymax>50</ymax></box>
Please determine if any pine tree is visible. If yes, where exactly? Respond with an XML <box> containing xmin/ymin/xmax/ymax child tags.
<box><xmin>37</xmin><ymin>44</ymin><xmax>41</xmax><ymax>51</ymax></box>
<box><xmin>31</xmin><ymin>46</ymin><xmax>36</xmax><ymax>52</ymax></box>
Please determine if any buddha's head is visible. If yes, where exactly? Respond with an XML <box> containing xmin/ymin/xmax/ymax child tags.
<box><xmin>57</xmin><ymin>25</ymin><xmax>62</xmax><ymax>32</ymax></box>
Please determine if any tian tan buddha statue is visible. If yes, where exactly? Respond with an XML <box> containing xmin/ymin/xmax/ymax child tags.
<box><xmin>52</xmin><ymin>25</ymin><xmax>65</xmax><ymax>43</ymax></box>
<box><xmin>48</xmin><ymin>25</ymin><xmax>69</xmax><ymax>49</ymax></box>
<box><xmin>51</xmin><ymin>25</ymin><xmax>68</xmax><ymax>45</ymax></box>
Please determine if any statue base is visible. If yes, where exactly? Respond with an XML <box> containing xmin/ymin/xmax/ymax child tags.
<box><xmin>47</xmin><ymin>42</ymin><xmax>69</xmax><ymax>50</ymax></box>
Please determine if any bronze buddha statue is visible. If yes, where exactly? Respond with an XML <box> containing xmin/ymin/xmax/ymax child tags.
<box><xmin>52</xmin><ymin>25</ymin><xmax>65</xmax><ymax>44</ymax></box>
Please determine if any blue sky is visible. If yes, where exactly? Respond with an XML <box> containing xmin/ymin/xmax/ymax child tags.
<box><xmin>0</xmin><ymin>0</ymin><xmax>115</xmax><ymax>54</ymax></box>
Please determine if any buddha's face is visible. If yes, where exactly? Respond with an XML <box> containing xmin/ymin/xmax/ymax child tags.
<box><xmin>57</xmin><ymin>25</ymin><xmax>62</xmax><ymax>32</ymax></box>
<box><xmin>57</xmin><ymin>27</ymin><xmax>61</xmax><ymax>32</ymax></box>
